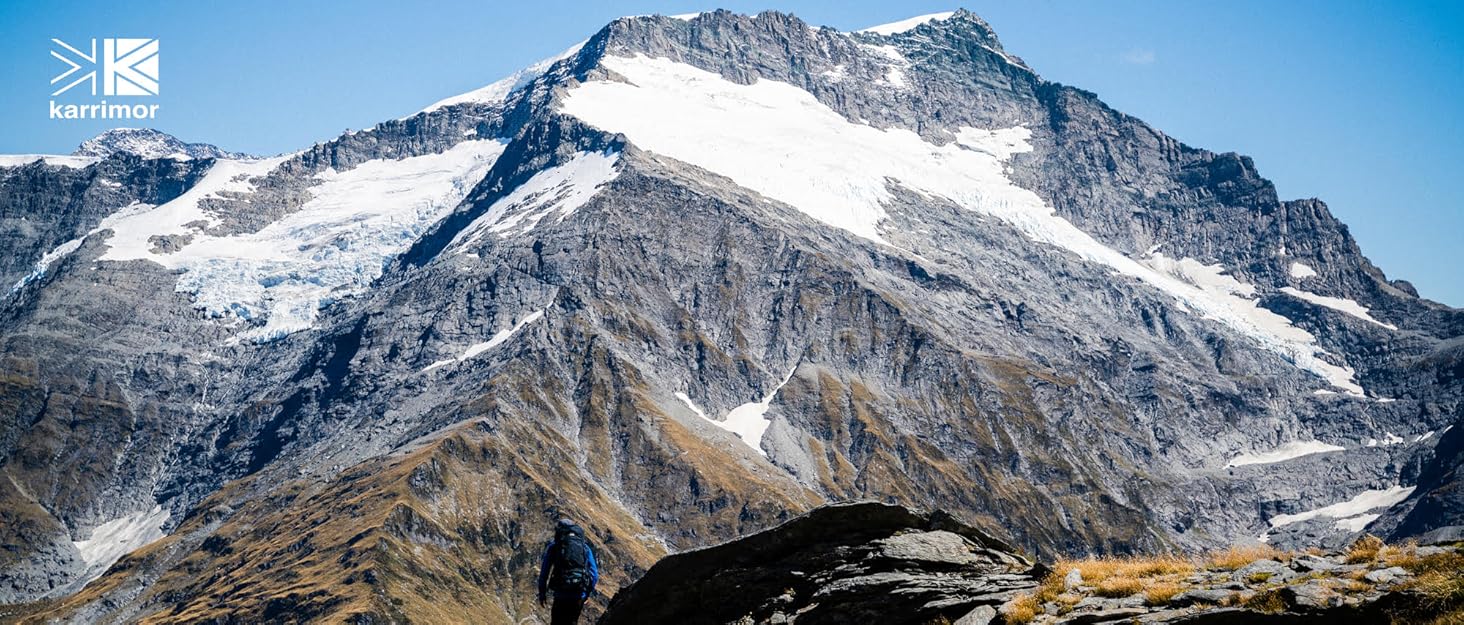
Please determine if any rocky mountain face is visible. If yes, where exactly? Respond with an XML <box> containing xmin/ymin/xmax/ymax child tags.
<box><xmin>0</xmin><ymin>8</ymin><xmax>1458</xmax><ymax>623</ymax></box>
<box><xmin>599</xmin><ymin>502</ymin><xmax>1460</xmax><ymax>625</ymax></box>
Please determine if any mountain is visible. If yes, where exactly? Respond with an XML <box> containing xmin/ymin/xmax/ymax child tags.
<box><xmin>0</xmin><ymin>8</ymin><xmax>1458</xmax><ymax>623</ymax></box>
<box><xmin>71</xmin><ymin>128</ymin><xmax>252</xmax><ymax>161</ymax></box>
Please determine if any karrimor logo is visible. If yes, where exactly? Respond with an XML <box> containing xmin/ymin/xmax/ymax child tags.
<box><xmin>49</xmin><ymin>38</ymin><xmax>161</xmax><ymax>120</ymax></box>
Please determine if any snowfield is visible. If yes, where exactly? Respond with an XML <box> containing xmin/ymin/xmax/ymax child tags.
<box><xmin>1280</xmin><ymin>287</ymin><xmax>1397</xmax><ymax>330</ymax></box>
<box><xmin>561</xmin><ymin>54</ymin><xmax>1369</xmax><ymax>395</ymax></box>
<box><xmin>450</xmin><ymin>149</ymin><xmax>621</xmax><ymax>250</ymax></box>
<box><xmin>98</xmin><ymin>140</ymin><xmax>507</xmax><ymax>342</ymax></box>
<box><xmin>1288</xmin><ymin>262</ymin><xmax>1318</xmax><ymax>279</ymax></box>
<box><xmin>1226</xmin><ymin>440</ymin><xmax>1346</xmax><ymax>468</ymax></box>
<box><xmin>417</xmin><ymin>40</ymin><xmax>587</xmax><ymax>116</ymax></box>
<box><xmin>857</xmin><ymin>12</ymin><xmax>956</xmax><ymax>36</ymax></box>
<box><xmin>676</xmin><ymin>368</ymin><xmax>797</xmax><ymax>455</ymax></box>
<box><xmin>1266</xmin><ymin>485</ymin><xmax>1416</xmax><ymax>531</ymax></box>
<box><xmin>71</xmin><ymin>505</ymin><xmax>170</xmax><ymax>587</ymax></box>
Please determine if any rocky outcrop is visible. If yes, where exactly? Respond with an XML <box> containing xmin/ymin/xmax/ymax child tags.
<box><xmin>599</xmin><ymin>502</ymin><xmax>1038</xmax><ymax>625</ymax></box>
<box><xmin>600</xmin><ymin>503</ymin><xmax>1461</xmax><ymax>625</ymax></box>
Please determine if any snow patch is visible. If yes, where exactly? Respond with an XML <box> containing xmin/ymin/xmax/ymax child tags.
<box><xmin>1280</xmin><ymin>287</ymin><xmax>1397</xmax><ymax>330</ymax></box>
<box><xmin>98</xmin><ymin>157</ymin><xmax>289</xmax><ymax>262</ymax></box>
<box><xmin>858</xmin><ymin>12</ymin><xmax>956</xmax><ymax>35</ymax></box>
<box><xmin>9</xmin><ymin>236</ymin><xmax>86</xmax><ymax>295</ymax></box>
<box><xmin>1289</xmin><ymin>262</ymin><xmax>1318</xmax><ymax>279</ymax></box>
<box><xmin>418</xmin><ymin>41</ymin><xmax>586</xmax><ymax>115</ymax></box>
<box><xmin>561</xmin><ymin>56</ymin><xmax>1369</xmax><ymax>395</ymax></box>
<box><xmin>421</xmin><ymin>358</ymin><xmax>456</xmax><ymax>373</ymax></box>
<box><xmin>1364</xmin><ymin>433</ymin><xmax>1405</xmax><ymax>447</ymax></box>
<box><xmin>1225</xmin><ymin>440</ymin><xmax>1345</xmax><ymax>468</ymax></box>
<box><xmin>450</xmin><ymin>149</ymin><xmax>620</xmax><ymax>250</ymax></box>
<box><xmin>862</xmin><ymin>44</ymin><xmax>910</xmax><ymax>88</ymax></box>
<box><xmin>680</xmin><ymin>369</ymin><xmax>797</xmax><ymax>455</ymax></box>
<box><xmin>1334</xmin><ymin>514</ymin><xmax>1381</xmax><ymax>532</ymax></box>
<box><xmin>674</xmin><ymin>392</ymin><xmax>709</xmax><ymax>420</ymax></box>
<box><xmin>423</xmin><ymin>309</ymin><xmax>545</xmax><ymax>372</ymax></box>
<box><xmin>72</xmin><ymin>505</ymin><xmax>169</xmax><ymax>584</ymax></box>
<box><xmin>1267</xmin><ymin>485</ymin><xmax>1415</xmax><ymax>529</ymax></box>
<box><xmin>463</xmin><ymin>310</ymin><xmax>544</xmax><ymax>359</ymax></box>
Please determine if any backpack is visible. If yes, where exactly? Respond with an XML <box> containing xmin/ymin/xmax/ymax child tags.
<box><xmin>549</xmin><ymin>532</ymin><xmax>593</xmax><ymax>594</ymax></box>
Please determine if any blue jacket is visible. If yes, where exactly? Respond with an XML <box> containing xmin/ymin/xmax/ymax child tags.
<box><xmin>537</xmin><ymin>534</ymin><xmax>599</xmax><ymax>598</ymax></box>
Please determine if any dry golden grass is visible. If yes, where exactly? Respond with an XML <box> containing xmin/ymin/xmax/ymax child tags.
<box><xmin>1381</xmin><ymin>542</ymin><xmax>1424</xmax><ymax>569</ymax></box>
<box><xmin>1424</xmin><ymin>607</ymin><xmax>1464</xmax><ymax>625</ymax></box>
<box><xmin>1207</xmin><ymin>544</ymin><xmax>1287</xmax><ymax>571</ymax></box>
<box><xmin>1002</xmin><ymin>592</ymin><xmax>1041</xmax><ymax>625</ymax></box>
<box><xmin>1004</xmin><ymin>543</ymin><xmax>1461</xmax><ymax>623</ymax></box>
<box><xmin>1094</xmin><ymin>576</ymin><xmax>1145</xmax><ymax>598</ymax></box>
<box><xmin>1404</xmin><ymin>552</ymin><xmax>1464</xmax><ymax>609</ymax></box>
<box><xmin>1243</xmin><ymin>589</ymin><xmax>1287</xmax><ymax>613</ymax></box>
<box><xmin>1055</xmin><ymin>554</ymin><xmax>1196</xmax><ymax>584</ymax></box>
<box><xmin>1054</xmin><ymin>593</ymin><xmax>1083</xmax><ymax>614</ymax></box>
<box><xmin>1346</xmin><ymin>534</ymin><xmax>1385</xmax><ymax>564</ymax></box>
<box><xmin>1144</xmin><ymin>581</ymin><xmax>1184</xmax><ymax>606</ymax></box>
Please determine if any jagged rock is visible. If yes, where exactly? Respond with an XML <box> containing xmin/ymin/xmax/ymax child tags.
<box><xmin>1064</xmin><ymin>607</ymin><xmax>1148</xmax><ymax>624</ymax></box>
<box><xmin>1173</xmin><ymin>588</ymin><xmax>1235</xmax><ymax>606</ymax></box>
<box><xmin>1363</xmin><ymin>566</ymin><xmax>1409</xmax><ymax>584</ymax></box>
<box><xmin>1064</xmin><ymin>568</ymin><xmax>1083</xmax><ymax>591</ymax></box>
<box><xmin>1283</xmin><ymin>580</ymin><xmax>1342</xmax><ymax>609</ymax></box>
<box><xmin>598</xmin><ymin>502</ymin><xmax>1035</xmax><ymax>625</ymax></box>
<box><xmin>954</xmin><ymin>604</ymin><xmax>997</xmax><ymax>625</ymax></box>
<box><xmin>1233</xmin><ymin>559</ymin><xmax>1293</xmax><ymax>583</ymax></box>
<box><xmin>1290</xmin><ymin>554</ymin><xmax>1344</xmax><ymax>573</ymax></box>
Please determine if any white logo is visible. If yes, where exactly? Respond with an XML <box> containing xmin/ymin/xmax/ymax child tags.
<box><xmin>51</xmin><ymin>38</ymin><xmax>159</xmax><ymax>96</ymax></box>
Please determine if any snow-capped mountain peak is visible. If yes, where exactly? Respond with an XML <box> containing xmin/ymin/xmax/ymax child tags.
<box><xmin>72</xmin><ymin>127</ymin><xmax>253</xmax><ymax>161</ymax></box>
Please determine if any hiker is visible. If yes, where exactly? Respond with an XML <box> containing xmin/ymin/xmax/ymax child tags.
<box><xmin>537</xmin><ymin>517</ymin><xmax>599</xmax><ymax>624</ymax></box>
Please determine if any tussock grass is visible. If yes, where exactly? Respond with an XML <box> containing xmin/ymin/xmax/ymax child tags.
<box><xmin>1380</xmin><ymin>541</ymin><xmax>1424</xmax><ymax>569</ymax></box>
<box><xmin>1346</xmin><ymin>534</ymin><xmax>1385</xmax><ymax>564</ymax></box>
<box><xmin>1001</xmin><ymin>592</ymin><xmax>1040</xmax><ymax>625</ymax></box>
<box><xmin>1144</xmin><ymin>581</ymin><xmax>1184</xmax><ymax>606</ymax></box>
<box><xmin>1402</xmin><ymin>551</ymin><xmax>1464</xmax><ymax>609</ymax></box>
<box><xmin>1004</xmin><ymin>540</ymin><xmax>1462</xmax><ymax>623</ymax></box>
<box><xmin>1061</xmin><ymin>555</ymin><xmax>1196</xmax><ymax>582</ymax></box>
<box><xmin>1094</xmin><ymin>576</ymin><xmax>1144</xmax><ymax>598</ymax></box>
<box><xmin>1207</xmin><ymin>545</ymin><xmax>1286</xmax><ymax>571</ymax></box>
<box><xmin>1243</xmin><ymin>589</ymin><xmax>1287</xmax><ymax>613</ymax></box>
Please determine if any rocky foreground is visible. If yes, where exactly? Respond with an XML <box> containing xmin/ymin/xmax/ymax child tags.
<box><xmin>599</xmin><ymin>502</ymin><xmax>1464</xmax><ymax>625</ymax></box>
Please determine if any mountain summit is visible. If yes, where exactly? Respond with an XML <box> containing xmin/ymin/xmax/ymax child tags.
<box><xmin>0</xmin><ymin>8</ymin><xmax>1458</xmax><ymax>623</ymax></box>
<box><xmin>72</xmin><ymin>127</ymin><xmax>252</xmax><ymax>161</ymax></box>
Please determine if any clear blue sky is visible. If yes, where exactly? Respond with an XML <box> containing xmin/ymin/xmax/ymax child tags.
<box><xmin>1</xmin><ymin>1</ymin><xmax>1459</xmax><ymax>306</ymax></box>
